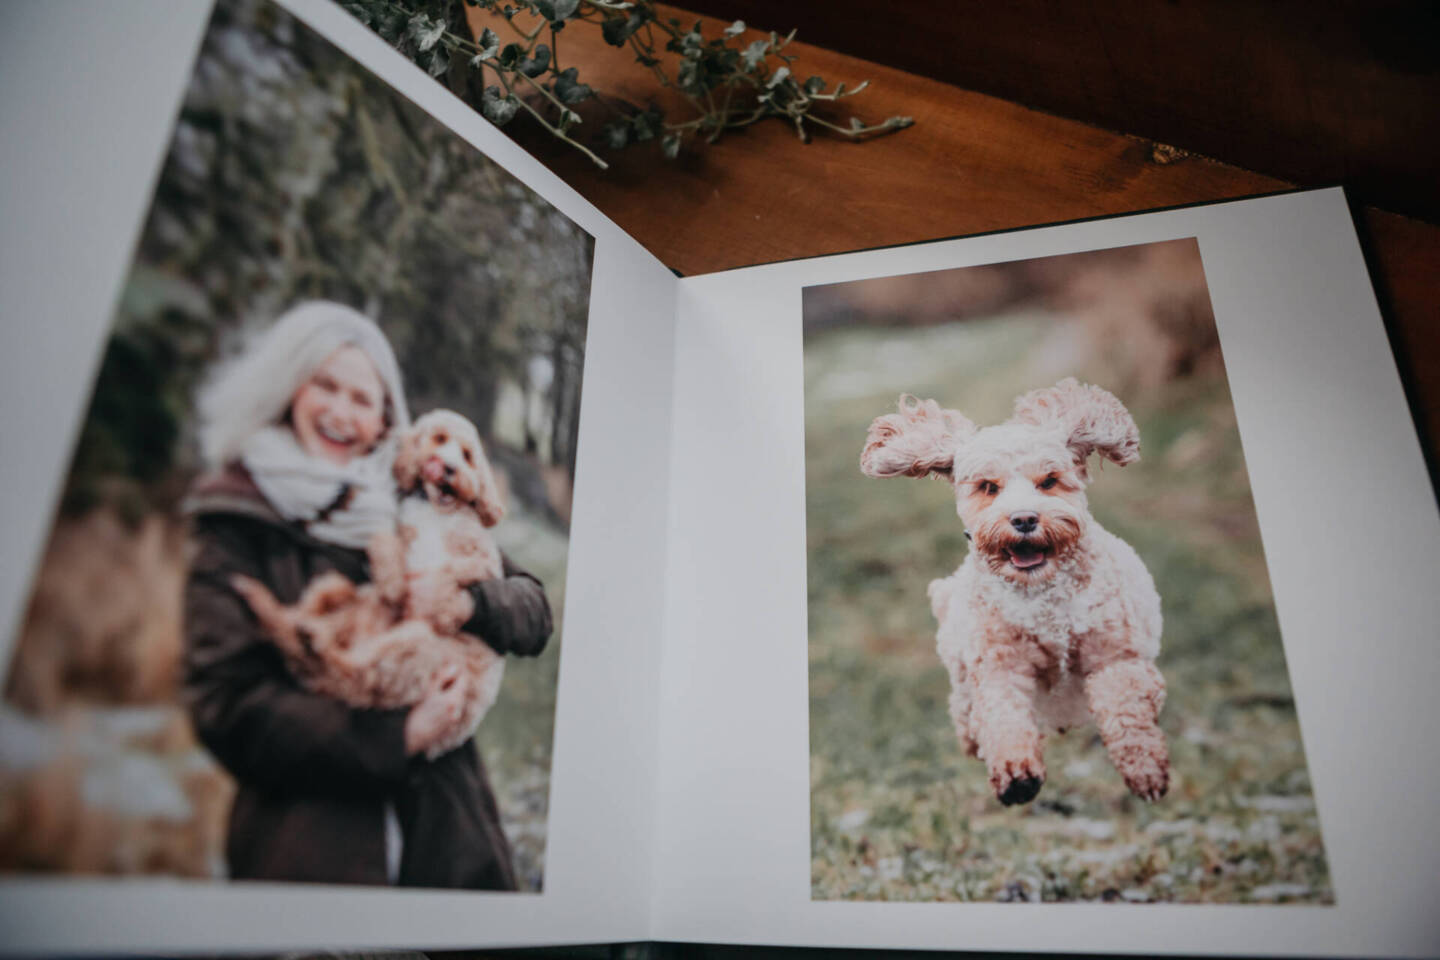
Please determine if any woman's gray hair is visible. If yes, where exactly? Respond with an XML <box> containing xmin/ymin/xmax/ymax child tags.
<box><xmin>197</xmin><ymin>301</ymin><xmax>411</xmax><ymax>467</ymax></box>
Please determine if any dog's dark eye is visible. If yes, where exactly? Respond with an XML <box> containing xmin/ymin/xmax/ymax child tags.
<box><xmin>977</xmin><ymin>480</ymin><xmax>999</xmax><ymax>496</ymax></box>
<box><xmin>463</xmin><ymin>448</ymin><xmax>474</xmax><ymax>465</ymax></box>
<box><xmin>434</xmin><ymin>431</ymin><xmax>448</xmax><ymax>444</ymax></box>
<box><xmin>1039</xmin><ymin>475</ymin><xmax>1059</xmax><ymax>490</ymax></box>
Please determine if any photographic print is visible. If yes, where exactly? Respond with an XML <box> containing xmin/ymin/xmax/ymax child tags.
<box><xmin>804</xmin><ymin>239</ymin><xmax>1333</xmax><ymax>903</ymax></box>
<box><xmin>0</xmin><ymin>0</ymin><xmax>592</xmax><ymax>891</ymax></box>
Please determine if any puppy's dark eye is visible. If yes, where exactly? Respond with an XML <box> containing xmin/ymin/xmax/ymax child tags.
<box><xmin>434</xmin><ymin>431</ymin><xmax>448</xmax><ymax>444</ymax></box>
<box><xmin>977</xmin><ymin>480</ymin><xmax>999</xmax><ymax>496</ymax></box>
<box><xmin>1039</xmin><ymin>475</ymin><xmax>1059</xmax><ymax>490</ymax></box>
<box><xmin>463</xmin><ymin>448</ymin><xmax>474</xmax><ymax>465</ymax></box>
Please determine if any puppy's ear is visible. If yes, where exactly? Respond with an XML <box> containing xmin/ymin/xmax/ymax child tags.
<box><xmin>861</xmin><ymin>395</ymin><xmax>975</xmax><ymax>479</ymax></box>
<box><xmin>471</xmin><ymin>444</ymin><xmax>506</xmax><ymax>528</ymax></box>
<box><xmin>393</xmin><ymin>425</ymin><xmax>422</xmax><ymax>491</ymax></box>
<box><xmin>1012</xmin><ymin>378</ymin><xmax>1139</xmax><ymax>475</ymax></box>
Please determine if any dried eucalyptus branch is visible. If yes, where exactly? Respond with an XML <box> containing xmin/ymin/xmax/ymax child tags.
<box><xmin>343</xmin><ymin>0</ymin><xmax>914</xmax><ymax>169</ymax></box>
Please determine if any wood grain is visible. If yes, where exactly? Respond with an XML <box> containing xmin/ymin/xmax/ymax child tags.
<box><xmin>465</xmin><ymin>5</ymin><xmax>1439</xmax><ymax>463</ymax></box>
<box><xmin>683</xmin><ymin>0</ymin><xmax>1440</xmax><ymax>226</ymax></box>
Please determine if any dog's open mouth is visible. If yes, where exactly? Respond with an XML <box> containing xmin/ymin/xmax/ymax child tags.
<box><xmin>1006</xmin><ymin>541</ymin><xmax>1049</xmax><ymax>571</ymax></box>
<box><xmin>422</xmin><ymin>457</ymin><xmax>460</xmax><ymax>506</ymax></box>
<box><xmin>430</xmin><ymin>481</ymin><xmax>459</xmax><ymax>507</ymax></box>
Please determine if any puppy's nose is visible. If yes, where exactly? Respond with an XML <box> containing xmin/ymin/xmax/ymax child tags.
<box><xmin>1010</xmin><ymin>512</ymin><xmax>1039</xmax><ymax>534</ymax></box>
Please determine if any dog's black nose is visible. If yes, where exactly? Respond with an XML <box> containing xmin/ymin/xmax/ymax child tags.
<box><xmin>1010</xmin><ymin>512</ymin><xmax>1039</xmax><ymax>534</ymax></box>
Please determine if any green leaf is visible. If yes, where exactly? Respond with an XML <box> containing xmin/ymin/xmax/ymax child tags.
<box><xmin>553</xmin><ymin>67</ymin><xmax>593</xmax><ymax>104</ymax></box>
<box><xmin>426</xmin><ymin>46</ymin><xmax>451</xmax><ymax>77</ymax></box>
<box><xmin>741</xmin><ymin>38</ymin><xmax>768</xmax><ymax>71</ymax></box>
<box><xmin>407</xmin><ymin>12</ymin><xmax>447</xmax><ymax>52</ymax></box>
<box><xmin>375</xmin><ymin>10</ymin><xmax>406</xmax><ymax>44</ymax></box>
<box><xmin>804</xmin><ymin>75</ymin><xmax>825</xmax><ymax>94</ymax></box>
<box><xmin>723</xmin><ymin>19</ymin><xmax>746</xmax><ymax>38</ymax></box>
<box><xmin>498</xmin><ymin>42</ymin><xmax>525</xmax><ymax>68</ymax></box>
<box><xmin>661</xmin><ymin>133</ymin><xmax>681</xmax><ymax>159</ymax></box>
<box><xmin>602</xmin><ymin>122</ymin><xmax>630</xmax><ymax>150</ymax></box>
<box><xmin>677</xmin><ymin>58</ymin><xmax>702</xmax><ymax>92</ymax></box>
<box><xmin>631</xmin><ymin>106</ymin><xmax>662</xmax><ymax>142</ymax></box>
<box><xmin>533</xmin><ymin>0</ymin><xmax>555</xmax><ymax>19</ymax></box>
<box><xmin>481</xmin><ymin>85</ymin><xmax>520</xmax><ymax>126</ymax></box>
<box><xmin>472</xmin><ymin>26</ymin><xmax>500</xmax><ymax>61</ymax></box>
<box><xmin>519</xmin><ymin>43</ymin><xmax>551</xmax><ymax>77</ymax></box>
<box><xmin>602</xmin><ymin>12</ymin><xmax>644</xmax><ymax>45</ymax></box>
<box><xmin>551</xmin><ymin>0</ymin><xmax>580</xmax><ymax>19</ymax></box>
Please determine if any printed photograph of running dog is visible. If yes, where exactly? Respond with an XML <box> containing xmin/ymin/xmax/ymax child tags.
<box><xmin>804</xmin><ymin>238</ymin><xmax>1332</xmax><ymax>904</ymax></box>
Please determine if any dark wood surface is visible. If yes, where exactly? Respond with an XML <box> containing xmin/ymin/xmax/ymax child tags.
<box><xmin>683</xmin><ymin>0</ymin><xmax>1440</xmax><ymax>226</ymax></box>
<box><xmin>468</xmin><ymin>5</ymin><xmax>1439</xmax><ymax>464</ymax></box>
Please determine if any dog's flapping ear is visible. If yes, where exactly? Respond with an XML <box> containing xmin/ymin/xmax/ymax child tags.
<box><xmin>393</xmin><ymin>424</ymin><xmax>423</xmax><ymax>492</ymax></box>
<box><xmin>471</xmin><ymin>444</ymin><xmax>506</xmax><ymax>528</ymax></box>
<box><xmin>1011</xmin><ymin>378</ymin><xmax>1139</xmax><ymax>476</ymax></box>
<box><xmin>861</xmin><ymin>395</ymin><xmax>976</xmax><ymax>480</ymax></box>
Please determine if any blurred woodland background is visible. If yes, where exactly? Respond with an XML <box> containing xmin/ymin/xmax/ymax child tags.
<box><xmin>0</xmin><ymin>0</ymin><xmax>591</xmax><ymax>890</ymax></box>
<box><xmin>804</xmin><ymin>240</ymin><xmax>1333</xmax><ymax>904</ymax></box>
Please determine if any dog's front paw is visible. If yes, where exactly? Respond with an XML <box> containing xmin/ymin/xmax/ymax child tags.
<box><xmin>1119</xmin><ymin>753</ymin><xmax>1170</xmax><ymax>802</ymax></box>
<box><xmin>405</xmin><ymin>575</ymin><xmax>467</xmax><ymax>633</ymax></box>
<box><xmin>425</xmin><ymin>593</ymin><xmax>472</xmax><ymax>636</ymax></box>
<box><xmin>990</xmin><ymin>756</ymin><xmax>1046</xmax><ymax>806</ymax></box>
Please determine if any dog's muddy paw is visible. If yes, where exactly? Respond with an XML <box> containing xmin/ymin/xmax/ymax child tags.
<box><xmin>991</xmin><ymin>758</ymin><xmax>1045</xmax><ymax>806</ymax></box>
<box><xmin>1000</xmin><ymin>775</ymin><xmax>1043</xmax><ymax>806</ymax></box>
<box><xmin>1121</xmin><ymin>758</ymin><xmax>1170</xmax><ymax>802</ymax></box>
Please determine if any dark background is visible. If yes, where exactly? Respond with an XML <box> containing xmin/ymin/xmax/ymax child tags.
<box><xmin>682</xmin><ymin>0</ymin><xmax>1440</xmax><ymax>225</ymax></box>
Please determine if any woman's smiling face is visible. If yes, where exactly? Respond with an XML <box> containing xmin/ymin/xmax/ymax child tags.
<box><xmin>289</xmin><ymin>345</ymin><xmax>386</xmax><ymax>465</ymax></box>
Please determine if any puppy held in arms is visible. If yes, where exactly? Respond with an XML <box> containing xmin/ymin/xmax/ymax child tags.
<box><xmin>861</xmin><ymin>379</ymin><xmax>1168</xmax><ymax>806</ymax></box>
<box><xmin>233</xmin><ymin>409</ymin><xmax>508</xmax><ymax>759</ymax></box>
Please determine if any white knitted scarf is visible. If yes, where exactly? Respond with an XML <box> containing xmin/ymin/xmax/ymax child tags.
<box><xmin>240</xmin><ymin>426</ymin><xmax>397</xmax><ymax>549</ymax></box>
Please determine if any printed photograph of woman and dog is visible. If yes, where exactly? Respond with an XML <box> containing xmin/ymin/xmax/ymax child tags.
<box><xmin>804</xmin><ymin>239</ymin><xmax>1333</xmax><ymax>904</ymax></box>
<box><xmin>0</xmin><ymin>0</ymin><xmax>591</xmax><ymax>891</ymax></box>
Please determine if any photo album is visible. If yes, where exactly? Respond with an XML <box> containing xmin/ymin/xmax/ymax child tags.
<box><xmin>2</xmin><ymin>0</ymin><xmax>1437</xmax><ymax>956</ymax></box>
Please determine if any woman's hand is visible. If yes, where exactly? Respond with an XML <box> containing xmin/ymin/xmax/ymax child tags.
<box><xmin>404</xmin><ymin>664</ymin><xmax>467</xmax><ymax>757</ymax></box>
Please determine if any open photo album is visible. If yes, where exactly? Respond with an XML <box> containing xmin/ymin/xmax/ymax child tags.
<box><xmin>1</xmin><ymin>0</ymin><xmax>1437</xmax><ymax>955</ymax></box>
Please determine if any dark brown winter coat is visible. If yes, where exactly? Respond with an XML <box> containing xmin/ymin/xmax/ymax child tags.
<box><xmin>182</xmin><ymin>467</ymin><xmax>552</xmax><ymax>888</ymax></box>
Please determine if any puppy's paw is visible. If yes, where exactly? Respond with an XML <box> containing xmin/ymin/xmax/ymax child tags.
<box><xmin>989</xmin><ymin>756</ymin><xmax>1046</xmax><ymax>806</ymax></box>
<box><xmin>1119</xmin><ymin>754</ymin><xmax>1170</xmax><ymax>802</ymax></box>
<box><xmin>407</xmin><ymin>577</ymin><xmax>473</xmax><ymax>635</ymax></box>
<box><xmin>307</xmin><ymin>571</ymin><xmax>357</xmax><ymax>612</ymax></box>
<box><xmin>375</xmin><ymin>572</ymin><xmax>407</xmax><ymax>609</ymax></box>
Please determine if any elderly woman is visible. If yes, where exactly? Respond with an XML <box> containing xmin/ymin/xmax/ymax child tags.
<box><xmin>183</xmin><ymin>301</ymin><xmax>550</xmax><ymax>888</ymax></box>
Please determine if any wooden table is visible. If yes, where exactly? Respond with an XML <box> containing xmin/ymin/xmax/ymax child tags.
<box><xmin>470</xmin><ymin>5</ymin><xmax>1440</xmax><ymax>465</ymax></box>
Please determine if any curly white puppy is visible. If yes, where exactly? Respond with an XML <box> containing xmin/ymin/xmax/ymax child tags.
<box><xmin>234</xmin><ymin>409</ymin><xmax>508</xmax><ymax>759</ymax></box>
<box><xmin>375</xmin><ymin>408</ymin><xmax>506</xmax><ymax>632</ymax></box>
<box><xmin>861</xmin><ymin>378</ymin><xmax>1168</xmax><ymax>806</ymax></box>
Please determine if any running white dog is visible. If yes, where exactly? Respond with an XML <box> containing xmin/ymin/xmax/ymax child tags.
<box><xmin>861</xmin><ymin>379</ymin><xmax>1168</xmax><ymax>806</ymax></box>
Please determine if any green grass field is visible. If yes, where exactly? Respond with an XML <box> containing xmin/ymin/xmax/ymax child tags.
<box><xmin>805</xmin><ymin>315</ymin><xmax>1333</xmax><ymax>903</ymax></box>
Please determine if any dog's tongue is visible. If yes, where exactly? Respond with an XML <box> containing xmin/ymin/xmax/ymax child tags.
<box><xmin>1008</xmin><ymin>545</ymin><xmax>1046</xmax><ymax>569</ymax></box>
<box><xmin>422</xmin><ymin>458</ymin><xmax>446</xmax><ymax>484</ymax></box>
